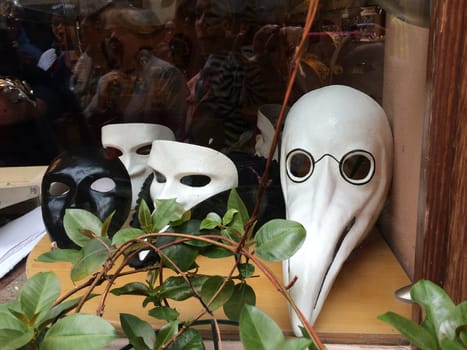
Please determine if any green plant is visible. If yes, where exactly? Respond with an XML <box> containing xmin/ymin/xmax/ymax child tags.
<box><xmin>378</xmin><ymin>280</ymin><xmax>467</xmax><ymax>350</ymax></box>
<box><xmin>0</xmin><ymin>189</ymin><xmax>324</xmax><ymax>350</ymax></box>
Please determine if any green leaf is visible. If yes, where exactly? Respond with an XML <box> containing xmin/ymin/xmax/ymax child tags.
<box><xmin>238</xmin><ymin>263</ymin><xmax>255</xmax><ymax>278</ymax></box>
<box><xmin>18</xmin><ymin>272</ymin><xmax>60</xmax><ymax>320</ymax></box>
<box><xmin>169</xmin><ymin>210</ymin><xmax>192</xmax><ymax>227</ymax></box>
<box><xmin>112</xmin><ymin>227</ymin><xmax>146</xmax><ymax>245</ymax></box>
<box><xmin>411</xmin><ymin>280</ymin><xmax>457</xmax><ymax>340</ymax></box>
<box><xmin>37</xmin><ymin>249</ymin><xmax>81</xmax><ymax>264</ymax></box>
<box><xmin>154</xmin><ymin>321</ymin><xmax>178</xmax><ymax>350</ymax></box>
<box><xmin>221</xmin><ymin>227</ymin><xmax>242</xmax><ymax>241</ymax></box>
<box><xmin>200</xmin><ymin>276</ymin><xmax>235</xmax><ymax>310</ymax></box>
<box><xmin>281</xmin><ymin>337</ymin><xmax>313</xmax><ymax>350</ymax></box>
<box><xmin>158</xmin><ymin>236</ymin><xmax>198</xmax><ymax>272</ymax></box>
<box><xmin>255</xmin><ymin>219</ymin><xmax>306</xmax><ymax>262</ymax></box>
<box><xmin>40</xmin><ymin>314</ymin><xmax>118</xmax><ymax>350</ymax></box>
<box><xmin>120</xmin><ymin>313</ymin><xmax>155</xmax><ymax>350</ymax></box>
<box><xmin>458</xmin><ymin>302</ymin><xmax>467</xmax><ymax>346</ymax></box>
<box><xmin>200</xmin><ymin>212</ymin><xmax>222</xmax><ymax>230</ymax></box>
<box><xmin>176</xmin><ymin>223</ymin><xmax>211</xmax><ymax>248</ymax></box>
<box><xmin>440</xmin><ymin>338</ymin><xmax>465</xmax><ymax>350</ymax></box>
<box><xmin>158</xmin><ymin>276</ymin><xmax>208</xmax><ymax>301</ymax></box>
<box><xmin>298</xmin><ymin>326</ymin><xmax>320</xmax><ymax>350</ymax></box>
<box><xmin>139</xmin><ymin>199</ymin><xmax>153</xmax><ymax>233</ymax></box>
<box><xmin>378</xmin><ymin>312</ymin><xmax>438</xmax><ymax>350</ymax></box>
<box><xmin>227</xmin><ymin>188</ymin><xmax>249</xmax><ymax>224</ymax></box>
<box><xmin>222</xmin><ymin>208</ymin><xmax>238</xmax><ymax>226</ymax></box>
<box><xmin>224</xmin><ymin>283</ymin><xmax>256</xmax><ymax>321</ymax></box>
<box><xmin>36</xmin><ymin>295</ymin><xmax>98</xmax><ymax>327</ymax></box>
<box><xmin>149</xmin><ymin>306</ymin><xmax>180</xmax><ymax>321</ymax></box>
<box><xmin>71</xmin><ymin>238</ymin><xmax>111</xmax><ymax>281</ymax></box>
<box><xmin>166</xmin><ymin>328</ymin><xmax>204</xmax><ymax>350</ymax></box>
<box><xmin>101</xmin><ymin>211</ymin><xmax>115</xmax><ymax>237</ymax></box>
<box><xmin>239</xmin><ymin>305</ymin><xmax>285</xmax><ymax>350</ymax></box>
<box><xmin>200</xmin><ymin>245</ymin><xmax>233</xmax><ymax>258</ymax></box>
<box><xmin>111</xmin><ymin>282</ymin><xmax>149</xmax><ymax>296</ymax></box>
<box><xmin>0</xmin><ymin>309</ymin><xmax>34</xmax><ymax>350</ymax></box>
<box><xmin>152</xmin><ymin>199</ymin><xmax>185</xmax><ymax>232</ymax></box>
<box><xmin>0</xmin><ymin>328</ymin><xmax>34</xmax><ymax>350</ymax></box>
<box><xmin>63</xmin><ymin>209</ymin><xmax>103</xmax><ymax>247</ymax></box>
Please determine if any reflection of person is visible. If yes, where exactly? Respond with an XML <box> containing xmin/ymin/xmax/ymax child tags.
<box><xmin>72</xmin><ymin>1</ymin><xmax>115</xmax><ymax>110</ymax></box>
<box><xmin>0</xmin><ymin>2</ymin><xmax>66</xmax><ymax>164</ymax></box>
<box><xmin>84</xmin><ymin>7</ymin><xmax>188</xmax><ymax>142</ymax></box>
<box><xmin>187</xmin><ymin>0</ymin><xmax>256</xmax><ymax>152</ymax></box>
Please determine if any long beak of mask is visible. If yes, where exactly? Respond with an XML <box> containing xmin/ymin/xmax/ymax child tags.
<box><xmin>280</xmin><ymin>85</ymin><xmax>393</xmax><ymax>335</ymax></box>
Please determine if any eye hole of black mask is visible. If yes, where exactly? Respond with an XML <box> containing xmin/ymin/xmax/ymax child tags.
<box><xmin>180</xmin><ymin>175</ymin><xmax>211</xmax><ymax>187</ymax></box>
<box><xmin>340</xmin><ymin>150</ymin><xmax>375</xmax><ymax>185</ymax></box>
<box><xmin>286</xmin><ymin>149</ymin><xmax>314</xmax><ymax>183</ymax></box>
<box><xmin>104</xmin><ymin>147</ymin><xmax>123</xmax><ymax>159</ymax></box>
<box><xmin>48</xmin><ymin>181</ymin><xmax>70</xmax><ymax>196</ymax></box>
<box><xmin>154</xmin><ymin>170</ymin><xmax>167</xmax><ymax>183</ymax></box>
<box><xmin>90</xmin><ymin>177</ymin><xmax>116</xmax><ymax>192</ymax></box>
<box><xmin>136</xmin><ymin>143</ymin><xmax>152</xmax><ymax>155</ymax></box>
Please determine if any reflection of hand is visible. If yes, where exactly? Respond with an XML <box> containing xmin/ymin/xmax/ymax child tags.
<box><xmin>97</xmin><ymin>71</ymin><xmax>134</xmax><ymax>113</ymax></box>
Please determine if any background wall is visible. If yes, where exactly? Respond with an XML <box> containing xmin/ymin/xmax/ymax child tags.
<box><xmin>379</xmin><ymin>15</ymin><xmax>429</xmax><ymax>278</ymax></box>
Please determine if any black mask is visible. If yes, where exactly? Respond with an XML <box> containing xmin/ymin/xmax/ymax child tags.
<box><xmin>41</xmin><ymin>148</ymin><xmax>132</xmax><ymax>248</ymax></box>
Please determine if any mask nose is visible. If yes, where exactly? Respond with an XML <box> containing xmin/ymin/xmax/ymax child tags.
<box><xmin>120</xmin><ymin>153</ymin><xmax>146</xmax><ymax>177</ymax></box>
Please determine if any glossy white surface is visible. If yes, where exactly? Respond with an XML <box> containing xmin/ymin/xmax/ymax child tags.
<box><xmin>148</xmin><ymin>140</ymin><xmax>238</xmax><ymax>210</ymax></box>
<box><xmin>280</xmin><ymin>85</ymin><xmax>393</xmax><ymax>333</ymax></box>
<box><xmin>101</xmin><ymin>123</ymin><xmax>175</xmax><ymax>208</ymax></box>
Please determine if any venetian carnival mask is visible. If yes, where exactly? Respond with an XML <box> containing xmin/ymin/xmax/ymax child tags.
<box><xmin>41</xmin><ymin>148</ymin><xmax>132</xmax><ymax>248</ymax></box>
<box><xmin>148</xmin><ymin>140</ymin><xmax>238</xmax><ymax>211</ymax></box>
<box><xmin>280</xmin><ymin>85</ymin><xmax>393</xmax><ymax>333</ymax></box>
<box><xmin>101</xmin><ymin>123</ymin><xmax>175</xmax><ymax>208</ymax></box>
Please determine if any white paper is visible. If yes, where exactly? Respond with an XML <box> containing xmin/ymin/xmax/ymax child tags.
<box><xmin>0</xmin><ymin>207</ymin><xmax>46</xmax><ymax>279</ymax></box>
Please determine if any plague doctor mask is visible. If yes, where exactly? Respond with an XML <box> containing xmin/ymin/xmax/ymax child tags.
<box><xmin>41</xmin><ymin>148</ymin><xmax>132</xmax><ymax>248</ymax></box>
<box><xmin>101</xmin><ymin>123</ymin><xmax>175</xmax><ymax>208</ymax></box>
<box><xmin>148</xmin><ymin>140</ymin><xmax>238</xmax><ymax>211</ymax></box>
<box><xmin>280</xmin><ymin>85</ymin><xmax>393</xmax><ymax>333</ymax></box>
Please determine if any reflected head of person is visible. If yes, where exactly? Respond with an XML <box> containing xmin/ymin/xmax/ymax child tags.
<box><xmin>78</xmin><ymin>1</ymin><xmax>115</xmax><ymax>65</ymax></box>
<box><xmin>194</xmin><ymin>0</ymin><xmax>248</xmax><ymax>56</ymax></box>
<box><xmin>103</xmin><ymin>6</ymin><xmax>163</xmax><ymax>71</ymax></box>
<box><xmin>84</xmin><ymin>7</ymin><xmax>189</xmax><ymax>142</ymax></box>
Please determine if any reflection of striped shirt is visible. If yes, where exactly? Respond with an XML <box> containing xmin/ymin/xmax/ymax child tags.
<box><xmin>191</xmin><ymin>53</ymin><xmax>263</xmax><ymax>151</ymax></box>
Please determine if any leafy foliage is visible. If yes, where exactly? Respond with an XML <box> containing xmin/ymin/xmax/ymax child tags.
<box><xmin>0</xmin><ymin>272</ymin><xmax>117</xmax><ymax>350</ymax></box>
<box><xmin>3</xmin><ymin>190</ymin><xmax>321</xmax><ymax>349</ymax></box>
<box><xmin>379</xmin><ymin>280</ymin><xmax>467</xmax><ymax>350</ymax></box>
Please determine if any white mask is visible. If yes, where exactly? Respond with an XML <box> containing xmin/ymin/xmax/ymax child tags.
<box><xmin>101</xmin><ymin>123</ymin><xmax>175</xmax><ymax>208</ymax></box>
<box><xmin>280</xmin><ymin>85</ymin><xmax>393</xmax><ymax>333</ymax></box>
<box><xmin>255</xmin><ymin>104</ymin><xmax>286</xmax><ymax>161</ymax></box>
<box><xmin>148</xmin><ymin>140</ymin><xmax>238</xmax><ymax>211</ymax></box>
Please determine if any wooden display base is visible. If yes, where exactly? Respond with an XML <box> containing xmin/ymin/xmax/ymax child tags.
<box><xmin>26</xmin><ymin>230</ymin><xmax>411</xmax><ymax>345</ymax></box>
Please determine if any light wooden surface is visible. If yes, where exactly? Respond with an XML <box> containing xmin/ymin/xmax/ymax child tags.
<box><xmin>26</xmin><ymin>230</ymin><xmax>412</xmax><ymax>344</ymax></box>
<box><xmin>0</xmin><ymin>166</ymin><xmax>46</xmax><ymax>186</ymax></box>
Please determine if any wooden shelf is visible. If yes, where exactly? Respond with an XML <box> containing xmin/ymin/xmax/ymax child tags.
<box><xmin>26</xmin><ymin>230</ymin><xmax>411</xmax><ymax>344</ymax></box>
